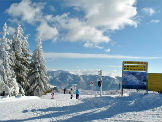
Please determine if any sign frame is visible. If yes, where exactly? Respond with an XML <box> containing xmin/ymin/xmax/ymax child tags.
<box><xmin>121</xmin><ymin>61</ymin><xmax>148</xmax><ymax>96</ymax></box>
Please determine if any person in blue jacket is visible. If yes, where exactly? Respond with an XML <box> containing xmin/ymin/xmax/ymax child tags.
<box><xmin>76</xmin><ymin>89</ymin><xmax>80</xmax><ymax>99</ymax></box>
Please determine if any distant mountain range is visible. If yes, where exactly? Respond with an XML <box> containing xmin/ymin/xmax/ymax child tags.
<box><xmin>47</xmin><ymin>70</ymin><xmax>122</xmax><ymax>91</ymax></box>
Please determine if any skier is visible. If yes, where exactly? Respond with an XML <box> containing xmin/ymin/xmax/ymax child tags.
<box><xmin>76</xmin><ymin>89</ymin><xmax>80</xmax><ymax>99</ymax></box>
<box><xmin>69</xmin><ymin>88</ymin><xmax>73</xmax><ymax>99</ymax></box>
<box><xmin>51</xmin><ymin>90</ymin><xmax>54</xmax><ymax>99</ymax></box>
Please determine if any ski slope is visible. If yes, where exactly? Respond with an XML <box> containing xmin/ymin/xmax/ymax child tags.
<box><xmin>0</xmin><ymin>91</ymin><xmax>161</xmax><ymax>122</ymax></box>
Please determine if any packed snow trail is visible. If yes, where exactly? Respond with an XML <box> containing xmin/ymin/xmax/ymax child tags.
<box><xmin>0</xmin><ymin>92</ymin><xmax>161</xmax><ymax>122</ymax></box>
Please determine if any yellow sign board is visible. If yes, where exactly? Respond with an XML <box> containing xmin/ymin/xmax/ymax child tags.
<box><xmin>124</xmin><ymin>61</ymin><xmax>148</xmax><ymax>65</ymax></box>
<box><xmin>148</xmin><ymin>73</ymin><xmax>162</xmax><ymax>92</ymax></box>
<box><xmin>123</xmin><ymin>65</ymin><xmax>146</xmax><ymax>71</ymax></box>
<box><xmin>122</xmin><ymin>61</ymin><xmax>148</xmax><ymax>71</ymax></box>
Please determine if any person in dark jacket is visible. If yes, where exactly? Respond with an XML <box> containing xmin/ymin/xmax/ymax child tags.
<box><xmin>64</xmin><ymin>88</ymin><xmax>66</xmax><ymax>94</ymax></box>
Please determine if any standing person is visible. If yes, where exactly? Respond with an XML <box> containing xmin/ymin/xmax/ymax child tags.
<box><xmin>51</xmin><ymin>90</ymin><xmax>54</xmax><ymax>99</ymax></box>
<box><xmin>64</xmin><ymin>88</ymin><xmax>66</xmax><ymax>94</ymax></box>
<box><xmin>76</xmin><ymin>89</ymin><xmax>80</xmax><ymax>99</ymax></box>
<box><xmin>69</xmin><ymin>88</ymin><xmax>73</xmax><ymax>99</ymax></box>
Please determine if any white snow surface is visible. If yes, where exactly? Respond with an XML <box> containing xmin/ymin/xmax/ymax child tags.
<box><xmin>0</xmin><ymin>90</ymin><xmax>161</xmax><ymax>122</ymax></box>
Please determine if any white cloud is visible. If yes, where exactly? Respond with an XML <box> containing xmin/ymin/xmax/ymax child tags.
<box><xmin>6</xmin><ymin>0</ymin><xmax>58</xmax><ymax>41</ymax></box>
<box><xmin>8</xmin><ymin>26</ymin><xmax>15</xmax><ymax>35</ymax></box>
<box><xmin>67</xmin><ymin>67</ymin><xmax>122</xmax><ymax>77</ymax></box>
<box><xmin>8</xmin><ymin>18</ymin><xmax>20</xmax><ymax>24</ymax></box>
<box><xmin>142</xmin><ymin>8</ymin><xmax>155</xmax><ymax>16</ymax></box>
<box><xmin>84</xmin><ymin>43</ymin><xmax>103</xmax><ymax>49</ymax></box>
<box><xmin>6</xmin><ymin>0</ymin><xmax>44</xmax><ymax>24</ymax></box>
<box><xmin>6</xmin><ymin>0</ymin><xmax>138</xmax><ymax>48</ymax></box>
<box><xmin>37</xmin><ymin>21</ymin><xmax>58</xmax><ymax>41</ymax></box>
<box><xmin>54</xmin><ymin>0</ymin><xmax>138</xmax><ymax>48</ymax></box>
<box><xmin>107</xmin><ymin>70</ymin><xmax>122</xmax><ymax>78</ymax></box>
<box><xmin>54</xmin><ymin>14</ymin><xmax>110</xmax><ymax>44</ymax></box>
<box><xmin>67</xmin><ymin>0</ymin><xmax>137</xmax><ymax>30</ymax></box>
<box><xmin>105</xmin><ymin>48</ymin><xmax>111</xmax><ymax>53</ymax></box>
<box><xmin>65</xmin><ymin>23</ymin><xmax>109</xmax><ymax>43</ymax></box>
<box><xmin>45</xmin><ymin>15</ymin><xmax>53</xmax><ymax>21</ymax></box>
<box><xmin>150</xmin><ymin>19</ymin><xmax>160</xmax><ymax>23</ymax></box>
<box><xmin>43</xmin><ymin>52</ymin><xmax>161</xmax><ymax>60</ymax></box>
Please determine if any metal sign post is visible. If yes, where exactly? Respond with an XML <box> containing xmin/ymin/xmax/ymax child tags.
<box><xmin>98</xmin><ymin>70</ymin><xmax>102</xmax><ymax>96</ymax></box>
<box><xmin>72</xmin><ymin>84</ymin><xmax>77</xmax><ymax>90</ymax></box>
<box><xmin>90</xmin><ymin>81</ymin><xmax>94</xmax><ymax>95</ymax></box>
<box><xmin>121</xmin><ymin>62</ymin><xmax>124</xmax><ymax>96</ymax></box>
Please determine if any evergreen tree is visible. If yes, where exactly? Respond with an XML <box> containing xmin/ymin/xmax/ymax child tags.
<box><xmin>12</xmin><ymin>24</ymin><xmax>30</xmax><ymax>95</ymax></box>
<box><xmin>0</xmin><ymin>23</ymin><xmax>19</xmax><ymax>96</ymax></box>
<box><xmin>28</xmin><ymin>39</ymin><xmax>49</xmax><ymax>96</ymax></box>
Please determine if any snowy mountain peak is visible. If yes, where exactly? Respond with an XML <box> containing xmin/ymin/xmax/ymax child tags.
<box><xmin>47</xmin><ymin>70</ymin><xmax>121</xmax><ymax>90</ymax></box>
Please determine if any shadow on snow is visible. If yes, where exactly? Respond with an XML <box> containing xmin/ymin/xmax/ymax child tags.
<box><xmin>0</xmin><ymin>93</ymin><xmax>161</xmax><ymax>122</ymax></box>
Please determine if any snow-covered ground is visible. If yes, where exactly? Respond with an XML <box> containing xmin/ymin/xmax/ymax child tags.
<box><xmin>0</xmin><ymin>90</ymin><xmax>161</xmax><ymax>122</ymax></box>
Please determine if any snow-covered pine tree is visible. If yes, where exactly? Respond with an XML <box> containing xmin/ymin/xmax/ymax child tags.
<box><xmin>12</xmin><ymin>24</ymin><xmax>30</xmax><ymax>95</ymax></box>
<box><xmin>0</xmin><ymin>59</ymin><xmax>5</xmax><ymax>95</ymax></box>
<box><xmin>28</xmin><ymin>39</ymin><xmax>49</xmax><ymax>96</ymax></box>
<box><xmin>0</xmin><ymin>23</ymin><xmax>19</xmax><ymax>96</ymax></box>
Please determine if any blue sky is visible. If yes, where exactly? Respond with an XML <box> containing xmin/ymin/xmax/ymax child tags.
<box><xmin>0</xmin><ymin>0</ymin><xmax>161</xmax><ymax>76</ymax></box>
